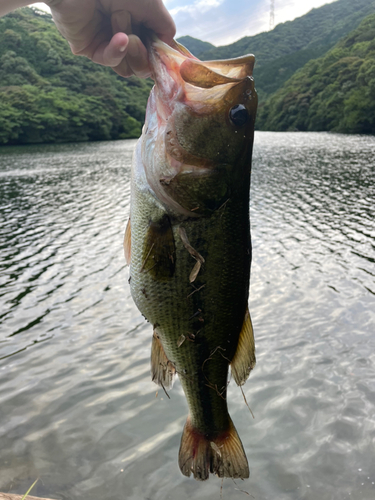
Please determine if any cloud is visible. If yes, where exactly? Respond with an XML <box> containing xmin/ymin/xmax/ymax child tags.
<box><xmin>274</xmin><ymin>0</ymin><xmax>337</xmax><ymax>27</ymax></box>
<box><xmin>170</xmin><ymin>0</ymin><xmax>225</xmax><ymax>16</ymax></box>
<box><xmin>172</xmin><ymin>0</ymin><xmax>266</xmax><ymax>45</ymax></box>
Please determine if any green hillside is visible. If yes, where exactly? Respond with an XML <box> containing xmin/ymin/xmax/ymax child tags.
<box><xmin>1</xmin><ymin>2</ymin><xmax>374</xmax><ymax>145</ymax></box>
<box><xmin>176</xmin><ymin>35</ymin><xmax>215</xmax><ymax>58</ymax></box>
<box><xmin>0</xmin><ymin>7</ymin><xmax>153</xmax><ymax>145</ymax></box>
<box><xmin>256</xmin><ymin>14</ymin><xmax>375</xmax><ymax>134</ymax></box>
<box><xmin>200</xmin><ymin>0</ymin><xmax>375</xmax><ymax>101</ymax></box>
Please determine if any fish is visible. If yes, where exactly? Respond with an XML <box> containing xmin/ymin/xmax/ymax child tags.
<box><xmin>124</xmin><ymin>35</ymin><xmax>257</xmax><ymax>481</ymax></box>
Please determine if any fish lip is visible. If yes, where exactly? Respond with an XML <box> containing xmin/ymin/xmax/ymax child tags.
<box><xmin>147</xmin><ymin>35</ymin><xmax>256</xmax><ymax>114</ymax></box>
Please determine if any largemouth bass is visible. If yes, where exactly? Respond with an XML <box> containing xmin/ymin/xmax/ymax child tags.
<box><xmin>124</xmin><ymin>36</ymin><xmax>257</xmax><ymax>481</ymax></box>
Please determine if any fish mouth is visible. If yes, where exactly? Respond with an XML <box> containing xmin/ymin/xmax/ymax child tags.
<box><xmin>147</xmin><ymin>35</ymin><xmax>256</xmax><ymax>121</ymax></box>
<box><xmin>142</xmin><ymin>35</ymin><xmax>257</xmax><ymax>217</ymax></box>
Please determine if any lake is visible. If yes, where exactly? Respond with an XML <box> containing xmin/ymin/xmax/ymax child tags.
<box><xmin>0</xmin><ymin>132</ymin><xmax>374</xmax><ymax>500</ymax></box>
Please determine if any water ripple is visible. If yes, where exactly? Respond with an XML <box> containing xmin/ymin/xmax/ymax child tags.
<box><xmin>0</xmin><ymin>134</ymin><xmax>374</xmax><ymax>499</ymax></box>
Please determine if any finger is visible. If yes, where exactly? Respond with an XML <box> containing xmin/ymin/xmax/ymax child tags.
<box><xmin>112</xmin><ymin>61</ymin><xmax>134</xmax><ymax>79</ymax></box>
<box><xmin>126</xmin><ymin>34</ymin><xmax>152</xmax><ymax>78</ymax></box>
<box><xmin>112</xmin><ymin>35</ymin><xmax>151</xmax><ymax>79</ymax></box>
<box><xmin>91</xmin><ymin>32</ymin><xmax>129</xmax><ymax>67</ymax></box>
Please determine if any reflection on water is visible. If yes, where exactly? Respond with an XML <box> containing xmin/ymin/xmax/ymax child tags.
<box><xmin>0</xmin><ymin>133</ymin><xmax>374</xmax><ymax>500</ymax></box>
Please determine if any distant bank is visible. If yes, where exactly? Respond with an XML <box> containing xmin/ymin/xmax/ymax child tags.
<box><xmin>0</xmin><ymin>0</ymin><xmax>374</xmax><ymax>146</ymax></box>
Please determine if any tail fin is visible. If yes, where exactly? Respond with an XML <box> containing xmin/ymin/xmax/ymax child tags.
<box><xmin>178</xmin><ymin>416</ymin><xmax>249</xmax><ymax>481</ymax></box>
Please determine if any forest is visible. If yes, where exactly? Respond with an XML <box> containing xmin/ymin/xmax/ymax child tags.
<box><xmin>0</xmin><ymin>8</ymin><xmax>153</xmax><ymax>145</ymax></box>
<box><xmin>256</xmin><ymin>14</ymin><xmax>375</xmax><ymax>134</ymax></box>
<box><xmin>0</xmin><ymin>0</ymin><xmax>374</xmax><ymax>145</ymax></box>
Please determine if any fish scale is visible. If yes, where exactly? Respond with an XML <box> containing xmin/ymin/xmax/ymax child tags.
<box><xmin>130</xmin><ymin>147</ymin><xmax>250</xmax><ymax>433</ymax></box>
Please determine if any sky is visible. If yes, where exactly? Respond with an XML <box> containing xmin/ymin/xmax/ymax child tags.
<box><xmin>33</xmin><ymin>0</ymin><xmax>337</xmax><ymax>46</ymax></box>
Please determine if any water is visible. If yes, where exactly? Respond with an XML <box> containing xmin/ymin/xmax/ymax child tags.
<box><xmin>0</xmin><ymin>132</ymin><xmax>374</xmax><ymax>499</ymax></box>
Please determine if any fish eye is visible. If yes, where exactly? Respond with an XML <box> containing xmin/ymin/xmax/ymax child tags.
<box><xmin>229</xmin><ymin>104</ymin><xmax>248</xmax><ymax>127</ymax></box>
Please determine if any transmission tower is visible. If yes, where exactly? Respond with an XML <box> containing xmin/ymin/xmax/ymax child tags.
<box><xmin>269</xmin><ymin>0</ymin><xmax>275</xmax><ymax>30</ymax></box>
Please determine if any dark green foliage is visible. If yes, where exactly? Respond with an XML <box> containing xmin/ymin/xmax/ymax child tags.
<box><xmin>176</xmin><ymin>35</ymin><xmax>215</xmax><ymax>58</ymax></box>
<box><xmin>0</xmin><ymin>7</ymin><xmax>153</xmax><ymax>145</ymax></box>
<box><xmin>257</xmin><ymin>14</ymin><xmax>375</xmax><ymax>134</ymax></box>
<box><xmin>254</xmin><ymin>45</ymin><xmax>330</xmax><ymax>102</ymax></box>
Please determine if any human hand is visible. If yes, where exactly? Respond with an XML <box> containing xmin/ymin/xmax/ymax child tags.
<box><xmin>46</xmin><ymin>0</ymin><xmax>176</xmax><ymax>78</ymax></box>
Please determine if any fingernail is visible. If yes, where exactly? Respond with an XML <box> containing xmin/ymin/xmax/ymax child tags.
<box><xmin>118</xmin><ymin>38</ymin><xmax>128</xmax><ymax>53</ymax></box>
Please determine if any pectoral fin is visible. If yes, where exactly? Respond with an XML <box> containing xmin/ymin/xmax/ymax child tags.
<box><xmin>231</xmin><ymin>307</ymin><xmax>256</xmax><ymax>385</ymax></box>
<box><xmin>141</xmin><ymin>215</ymin><xmax>175</xmax><ymax>281</ymax></box>
<box><xmin>151</xmin><ymin>330</ymin><xmax>176</xmax><ymax>390</ymax></box>
<box><xmin>123</xmin><ymin>218</ymin><xmax>131</xmax><ymax>265</ymax></box>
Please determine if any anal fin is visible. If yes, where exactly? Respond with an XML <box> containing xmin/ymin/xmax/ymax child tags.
<box><xmin>123</xmin><ymin>218</ymin><xmax>131</xmax><ymax>265</ymax></box>
<box><xmin>231</xmin><ymin>307</ymin><xmax>256</xmax><ymax>386</ymax></box>
<box><xmin>179</xmin><ymin>415</ymin><xmax>249</xmax><ymax>480</ymax></box>
<box><xmin>151</xmin><ymin>330</ymin><xmax>176</xmax><ymax>390</ymax></box>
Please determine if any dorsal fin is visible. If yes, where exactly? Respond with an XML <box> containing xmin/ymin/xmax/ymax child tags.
<box><xmin>231</xmin><ymin>307</ymin><xmax>256</xmax><ymax>385</ymax></box>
